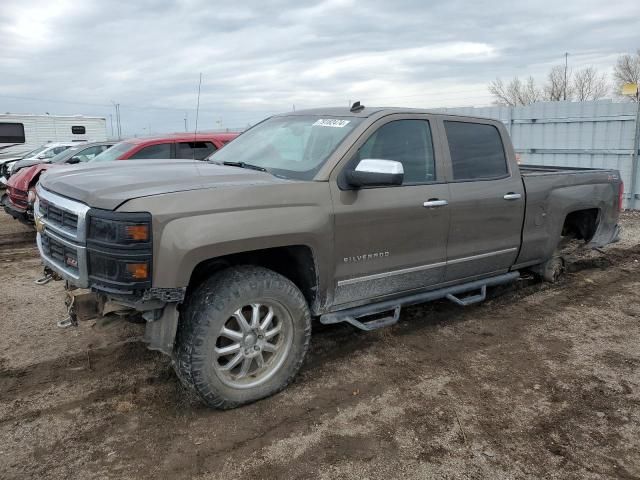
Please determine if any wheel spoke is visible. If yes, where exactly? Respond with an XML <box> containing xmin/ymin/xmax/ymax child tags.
<box><xmin>262</xmin><ymin>342</ymin><xmax>277</xmax><ymax>353</ymax></box>
<box><xmin>251</xmin><ymin>304</ymin><xmax>261</xmax><ymax>328</ymax></box>
<box><xmin>232</xmin><ymin>309</ymin><xmax>252</xmax><ymax>333</ymax></box>
<box><xmin>254</xmin><ymin>352</ymin><xmax>265</xmax><ymax>369</ymax></box>
<box><xmin>264</xmin><ymin>323</ymin><xmax>281</xmax><ymax>340</ymax></box>
<box><xmin>220</xmin><ymin>326</ymin><xmax>243</xmax><ymax>342</ymax></box>
<box><xmin>214</xmin><ymin>343</ymin><xmax>241</xmax><ymax>357</ymax></box>
<box><xmin>237</xmin><ymin>357</ymin><xmax>253</xmax><ymax>378</ymax></box>
<box><xmin>260</xmin><ymin>307</ymin><xmax>275</xmax><ymax>330</ymax></box>
<box><xmin>220</xmin><ymin>352</ymin><xmax>243</xmax><ymax>371</ymax></box>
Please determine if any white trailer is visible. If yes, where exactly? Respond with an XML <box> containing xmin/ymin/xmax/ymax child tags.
<box><xmin>0</xmin><ymin>114</ymin><xmax>108</xmax><ymax>159</ymax></box>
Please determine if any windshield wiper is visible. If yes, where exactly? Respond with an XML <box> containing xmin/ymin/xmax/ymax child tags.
<box><xmin>221</xmin><ymin>161</ymin><xmax>267</xmax><ymax>172</ymax></box>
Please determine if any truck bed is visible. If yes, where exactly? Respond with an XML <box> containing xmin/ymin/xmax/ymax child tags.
<box><xmin>519</xmin><ymin>164</ymin><xmax>614</xmax><ymax>176</ymax></box>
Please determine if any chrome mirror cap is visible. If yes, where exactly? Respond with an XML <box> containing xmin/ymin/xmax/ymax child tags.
<box><xmin>355</xmin><ymin>159</ymin><xmax>404</xmax><ymax>175</ymax></box>
<box><xmin>347</xmin><ymin>159</ymin><xmax>404</xmax><ymax>188</ymax></box>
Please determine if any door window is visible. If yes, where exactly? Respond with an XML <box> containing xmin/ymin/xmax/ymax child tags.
<box><xmin>176</xmin><ymin>141</ymin><xmax>217</xmax><ymax>160</ymax></box>
<box><xmin>130</xmin><ymin>143</ymin><xmax>172</xmax><ymax>159</ymax></box>
<box><xmin>444</xmin><ymin>121</ymin><xmax>508</xmax><ymax>181</ymax></box>
<box><xmin>356</xmin><ymin>120</ymin><xmax>435</xmax><ymax>184</ymax></box>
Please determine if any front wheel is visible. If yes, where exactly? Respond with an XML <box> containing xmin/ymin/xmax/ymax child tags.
<box><xmin>175</xmin><ymin>266</ymin><xmax>311</xmax><ymax>409</ymax></box>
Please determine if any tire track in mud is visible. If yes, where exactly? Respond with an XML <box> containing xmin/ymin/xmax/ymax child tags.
<box><xmin>2</xmin><ymin>244</ymin><xmax>639</xmax><ymax>415</ymax></box>
<box><xmin>1</xmin><ymin>241</ymin><xmax>639</xmax><ymax>479</ymax></box>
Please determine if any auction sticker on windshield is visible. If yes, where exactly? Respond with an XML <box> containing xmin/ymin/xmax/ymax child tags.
<box><xmin>313</xmin><ymin>119</ymin><xmax>351</xmax><ymax>128</ymax></box>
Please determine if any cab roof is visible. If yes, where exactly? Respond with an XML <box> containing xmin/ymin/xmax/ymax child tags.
<box><xmin>124</xmin><ymin>132</ymin><xmax>239</xmax><ymax>145</ymax></box>
<box><xmin>278</xmin><ymin>106</ymin><xmax>494</xmax><ymax>122</ymax></box>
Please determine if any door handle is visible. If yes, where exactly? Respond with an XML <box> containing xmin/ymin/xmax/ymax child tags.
<box><xmin>503</xmin><ymin>193</ymin><xmax>522</xmax><ymax>201</ymax></box>
<box><xmin>423</xmin><ymin>199</ymin><xmax>448</xmax><ymax>208</ymax></box>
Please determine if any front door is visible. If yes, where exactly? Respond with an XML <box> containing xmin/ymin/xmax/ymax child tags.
<box><xmin>330</xmin><ymin>117</ymin><xmax>451</xmax><ymax>307</ymax></box>
<box><xmin>441</xmin><ymin>119</ymin><xmax>525</xmax><ymax>281</ymax></box>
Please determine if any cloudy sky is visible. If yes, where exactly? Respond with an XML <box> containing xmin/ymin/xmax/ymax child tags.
<box><xmin>1</xmin><ymin>0</ymin><xmax>639</xmax><ymax>136</ymax></box>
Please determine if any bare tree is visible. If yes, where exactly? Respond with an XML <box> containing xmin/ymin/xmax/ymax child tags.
<box><xmin>488</xmin><ymin>76</ymin><xmax>541</xmax><ymax>106</ymax></box>
<box><xmin>613</xmin><ymin>50</ymin><xmax>640</xmax><ymax>101</ymax></box>
<box><xmin>544</xmin><ymin>65</ymin><xmax>573</xmax><ymax>101</ymax></box>
<box><xmin>572</xmin><ymin>67</ymin><xmax>609</xmax><ymax>101</ymax></box>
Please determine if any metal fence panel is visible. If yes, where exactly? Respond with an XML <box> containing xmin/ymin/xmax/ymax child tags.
<box><xmin>437</xmin><ymin>100</ymin><xmax>640</xmax><ymax>209</ymax></box>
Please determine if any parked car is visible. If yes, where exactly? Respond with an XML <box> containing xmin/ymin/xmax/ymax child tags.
<box><xmin>34</xmin><ymin>106</ymin><xmax>621</xmax><ymax>409</ymax></box>
<box><xmin>0</xmin><ymin>142</ymin><xmax>79</xmax><ymax>183</ymax></box>
<box><xmin>89</xmin><ymin>132</ymin><xmax>238</xmax><ymax>162</ymax></box>
<box><xmin>3</xmin><ymin>141</ymin><xmax>116</xmax><ymax>224</ymax></box>
<box><xmin>10</xmin><ymin>140</ymin><xmax>116</xmax><ymax>177</ymax></box>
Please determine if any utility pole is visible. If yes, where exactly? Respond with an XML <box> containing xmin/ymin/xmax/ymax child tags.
<box><xmin>563</xmin><ymin>52</ymin><xmax>569</xmax><ymax>101</ymax></box>
<box><xmin>112</xmin><ymin>101</ymin><xmax>122</xmax><ymax>139</ymax></box>
<box><xmin>109</xmin><ymin>114</ymin><xmax>114</xmax><ymax>138</ymax></box>
<box><xmin>184</xmin><ymin>112</ymin><xmax>188</xmax><ymax>132</ymax></box>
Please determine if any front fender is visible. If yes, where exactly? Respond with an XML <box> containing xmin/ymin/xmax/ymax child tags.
<box><xmin>118</xmin><ymin>181</ymin><xmax>334</xmax><ymax>291</ymax></box>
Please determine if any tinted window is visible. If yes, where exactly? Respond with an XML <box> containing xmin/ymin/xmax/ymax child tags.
<box><xmin>176</xmin><ymin>141</ymin><xmax>216</xmax><ymax>160</ymax></box>
<box><xmin>130</xmin><ymin>143</ymin><xmax>172</xmax><ymax>159</ymax></box>
<box><xmin>356</xmin><ymin>120</ymin><xmax>435</xmax><ymax>184</ymax></box>
<box><xmin>0</xmin><ymin>123</ymin><xmax>25</xmax><ymax>143</ymax></box>
<box><xmin>444</xmin><ymin>121</ymin><xmax>508</xmax><ymax>180</ymax></box>
<box><xmin>71</xmin><ymin>126</ymin><xmax>86</xmax><ymax>134</ymax></box>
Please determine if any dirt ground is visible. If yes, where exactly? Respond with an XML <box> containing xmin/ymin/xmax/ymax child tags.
<box><xmin>1</xmin><ymin>211</ymin><xmax>639</xmax><ymax>480</ymax></box>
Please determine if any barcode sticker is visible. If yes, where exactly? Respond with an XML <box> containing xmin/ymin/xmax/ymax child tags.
<box><xmin>312</xmin><ymin>119</ymin><xmax>351</xmax><ymax>128</ymax></box>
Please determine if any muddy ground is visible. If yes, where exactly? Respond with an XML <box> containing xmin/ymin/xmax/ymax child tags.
<box><xmin>1</xmin><ymin>211</ymin><xmax>639</xmax><ymax>480</ymax></box>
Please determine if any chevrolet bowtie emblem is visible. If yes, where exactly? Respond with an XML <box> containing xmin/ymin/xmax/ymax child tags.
<box><xmin>34</xmin><ymin>215</ymin><xmax>45</xmax><ymax>234</ymax></box>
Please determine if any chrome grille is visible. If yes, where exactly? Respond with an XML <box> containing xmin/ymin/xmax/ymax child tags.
<box><xmin>40</xmin><ymin>234</ymin><xmax>79</xmax><ymax>274</ymax></box>
<box><xmin>35</xmin><ymin>186</ymin><xmax>90</xmax><ymax>287</ymax></box>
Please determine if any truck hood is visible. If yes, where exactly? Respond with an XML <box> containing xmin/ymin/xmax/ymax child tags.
<box><xmin>39</xmin><ymin>160</ymin><xmax>284</xmax><ymax>210</ymax></box>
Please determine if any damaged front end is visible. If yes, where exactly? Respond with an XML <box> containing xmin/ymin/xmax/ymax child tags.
<box><xmin>60</xmin><ymin>285</ymin><xmax>184</xmax><ymax>355</ymax></box>
<box><xmin>34</xmin><ymin>186</ymin><xmax>184</xmax><ymax>356</ymax></box>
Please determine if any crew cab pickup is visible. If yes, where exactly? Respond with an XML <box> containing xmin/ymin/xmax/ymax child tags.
<box><xmin>34</xmin><ymin>106</ymin><xmax>622</xmax><ymax>409</ymax></box>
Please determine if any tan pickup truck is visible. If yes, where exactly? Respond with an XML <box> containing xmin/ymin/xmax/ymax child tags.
<box><xmin>35</xmin><ymin>105</ymin><xmax>622</xmax><ymax>408</ymax></box>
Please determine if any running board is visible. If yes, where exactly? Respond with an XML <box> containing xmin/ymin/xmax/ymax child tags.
<box><xmin>446</xmin><ymin>285</ymin><xmax>486</xmax><ymax>306</ymax></box>
<box><xmin>320</xmin><ymin>272</ymin><xmax>519</xmax><ymax>331</ymax></box>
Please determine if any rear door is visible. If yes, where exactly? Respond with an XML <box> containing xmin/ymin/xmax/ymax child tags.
<box><xmin>440</xmin><ymin>119</ymin><xmax>524</xmax><ymax>281</ymax></box>
<box><xmin>330</xmin><ymin>115</ymin><xmax>451</xmax><ymax>306</ymax></box>
<box><xmin>128</xmin><ymin>142</ymin><xmax>174</xmax><ymax>159</ymax></box>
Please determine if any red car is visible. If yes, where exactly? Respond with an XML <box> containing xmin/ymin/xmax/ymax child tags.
<box><xmin>3</xmin><ymin>132</ymin><xmax>238</xmax><ymax>224</ymax></box>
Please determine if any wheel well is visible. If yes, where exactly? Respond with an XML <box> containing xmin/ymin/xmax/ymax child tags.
<box><xmin>562</xmin><ymin>208</ymin><xmax>599</xmax><ymax>241</ymax></box>
<box><xmin>187</xmin><ymin>245</ymin><xmax>318</xmax><ymax>310</ymax></box>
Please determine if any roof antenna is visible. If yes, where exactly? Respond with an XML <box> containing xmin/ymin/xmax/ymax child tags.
<box><xmin>193</xmin><ymin>72</ymin><xmax>202</xmax><ymax>160</ymax></box>
<box><xmin>350</xmin><ymin>101</ymin><xmax>365</xmax><ymax>112</ymax></box>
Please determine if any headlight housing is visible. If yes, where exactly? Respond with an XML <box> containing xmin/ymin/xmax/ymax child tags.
<box><xmin>86</xmin><ymin>209</ymin><xmax>153</xmax><ymax>291</ymax></box>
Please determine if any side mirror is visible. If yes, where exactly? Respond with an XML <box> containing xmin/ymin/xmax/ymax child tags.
<box><xmin>66</xmin><ymin>157</ymin><xmax>81</xmax><ymax>164</ymax></box>
<box><xmin>37</xmin><ymin>154</ymin><xmax>46</xmax><ymax>160</ymax></box>
<box><xmin>346</xmin><ymin>159</ymin><xmax>404</xmax><ymax>188</ymax></box>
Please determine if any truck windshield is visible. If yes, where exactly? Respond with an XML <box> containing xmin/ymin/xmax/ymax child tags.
<box><xmin>208</xmin><ymin>115</ymin><xmax>362</xmax><ymax>180</ymax></box>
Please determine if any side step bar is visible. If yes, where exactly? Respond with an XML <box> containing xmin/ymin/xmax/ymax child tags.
<box><xmin>320</xmin><ymin>272</ymin><xmax>519</xmax><ymax>331</ymax></box>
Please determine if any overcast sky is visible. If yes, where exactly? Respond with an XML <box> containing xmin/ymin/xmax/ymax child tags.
<box><xmin>1</xmin><ymin>0</ymin><xmax>639</xmax><ymax>136</ymax></box>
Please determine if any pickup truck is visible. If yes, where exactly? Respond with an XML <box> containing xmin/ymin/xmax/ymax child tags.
<box><xmin>34</xmin><ymin>105</ymin><xmax>622</xmax><ymax>409</ymax></box>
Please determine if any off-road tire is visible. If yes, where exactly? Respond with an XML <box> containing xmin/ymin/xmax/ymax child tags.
<box><xmin>174</xmin><ymin>266</ymin><xmax>311</xmax><ymax>409</ymax></box>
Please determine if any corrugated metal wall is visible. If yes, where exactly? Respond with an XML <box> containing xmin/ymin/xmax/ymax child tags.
<box><xmin>437</xmin><ymin>100</ymin><xmax>640</xmax><ymax>209</ymax></box>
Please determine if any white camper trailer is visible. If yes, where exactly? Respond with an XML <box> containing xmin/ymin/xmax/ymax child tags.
<box><xmin>0</xmin><ymin>114</ymin><xmax>108</xmax><ymax>159</ymax></box>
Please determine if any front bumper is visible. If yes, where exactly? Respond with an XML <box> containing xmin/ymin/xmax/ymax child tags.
<box><xmin>2</xmin><ymin>195</ymin><xmax>32</xmax><ymax>224</ymax></box>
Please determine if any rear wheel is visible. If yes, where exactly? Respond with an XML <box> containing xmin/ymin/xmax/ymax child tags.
<box><xmin>538</xmin><ymin>256</ymin><xmax>565</xmax><ymax>283</ymax></box>
<box><xmin>175</xmin><ymin>266</ymin><xmax>311</xmax><ymax>409</ymax></box>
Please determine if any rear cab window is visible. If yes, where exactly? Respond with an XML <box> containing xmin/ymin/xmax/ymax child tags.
<box><xmin>444</xmin><ymin>121</ymin><xmax>508</xmax><ymax>181</ymax></box>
